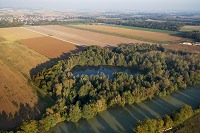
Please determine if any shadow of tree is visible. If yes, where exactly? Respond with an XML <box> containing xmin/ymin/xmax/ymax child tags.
<box><xmin>29</xmin><ymin>45</ymin><xmax>85</xmax><ymax>77</ymax></box>
<box><xmin>29</xmin><ymin>44</ymin><xmax>125</xmax><ymax>77</ymax></box>
<box><xmin>0</xmin><ymin>102</ymin><xmax>42</xmax><ymax>131</ymax></box>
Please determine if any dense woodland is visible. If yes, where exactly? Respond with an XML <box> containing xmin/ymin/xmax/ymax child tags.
<box><xmin>135</xmin><ymin>104</ymin><xmax>200</xmax><ymax>133</ymax></box>
<box><xmin>11</xmin><ymin>44</ymin><xmax>199</xmax><ymax>132</ymax></box>
<box><xmin>182</xmin><ymin>31</ymin><xmax>200</xmax><ymax>41</ymax></box>
<box><xmin>97</xmin><ymin>19</ymin><xmax>183</xmax><ymax>31</ymax></box>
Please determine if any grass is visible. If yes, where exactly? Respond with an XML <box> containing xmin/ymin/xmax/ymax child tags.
<box><xmin>65</xmin><ymin>24</ymin><xmax>174</xmax><ymax>44</ymax></box>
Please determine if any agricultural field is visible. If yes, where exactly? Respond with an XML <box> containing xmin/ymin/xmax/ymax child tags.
<box><xmin>180</xmin><ymin>26</ymin><xmax>200</xmax><ymax>31</ymax></box>
<box><xmin>0</xmin><ymin>40</ymin><xmax>51</xmax><ymax>129</ymax></box>
<box><xmin>0</xmin><ymin>27</ymin><xmax>44</xmax><ymax>41</ymax></box>
<box><xmin>24</xmin><ymin>25</ymin><xmax>146</xmax><ymax>46</ymax></box>
<box><xmin>0</xmin><ymin>24</ymin><xmax>199</xmax><ymax>130</ymax></box>
<box><xmin>0</xmin><ymin>27</ymin><xmax>59</xmax><ymax>129</ymax></box>
<box><xmin>66</xmin><ymin>24</ymin><xmax>187</xmax><ymax>44</ymax></box>
<box><xmin>19</xmin><ymin>36</ymin><xmax>78</xmax><ymax>58</ymax></box>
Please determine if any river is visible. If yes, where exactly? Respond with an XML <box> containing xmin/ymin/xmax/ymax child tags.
<box><xmin>48</xmin><ymin>85</ymin><xmax>200</xmax><ymax>133</ymax></box>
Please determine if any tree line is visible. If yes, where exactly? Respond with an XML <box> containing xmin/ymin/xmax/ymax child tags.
<box><xmin>97</xmin><ymin>19</ymin><xmax>183</xmax><ymax>31</ymax></box>
<box><xmin>135</xmin><ymin>104</ymin><xmax>200</xmax><ymax>133</ymax></box>
<box><xmin>182</xmin><ymin>31</ymin><xmax>200</xmax><ymax>41</ymax></box>
<box><xmin>3</xmin><ymin>44</ymin><xmax>200</xmax><ymax>133</ymax></box>
<box><xmin>0</xmin><ymin>18</ymin><xmax>183</xmax><ymax>31</ymax></box>
<box><xmin>0</xmin><ymin>20</ymin><xmax>24</xmax><ymax>28</ymax></box>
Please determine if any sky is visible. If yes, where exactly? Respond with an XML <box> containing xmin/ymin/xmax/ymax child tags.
<box><xmin>0</xmin><ymin>0</ymin><xmax>200</xmax><ymax>12</ymax></box>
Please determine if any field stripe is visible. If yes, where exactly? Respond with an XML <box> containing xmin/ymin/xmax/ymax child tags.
<box><xmin>20</xmin><ymin>27</ymin><xmax>81</xmax><ymax>46</ymax></box>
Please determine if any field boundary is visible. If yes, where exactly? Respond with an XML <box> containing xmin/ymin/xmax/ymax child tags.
<box><xmin>20</xmin><ymin>27</ymin><xmax>81</xmax><ymax>46</ymax></box>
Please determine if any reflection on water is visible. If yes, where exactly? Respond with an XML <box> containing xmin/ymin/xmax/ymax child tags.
<box><xmin>48</xmin><ymin>85</ymin><xmax>200</xmax><ymax>133</ymax></box>
<box><xmin>72</xmin><ymin>66</ymin><xmax>139</xmax><ymax>79</ymax></box>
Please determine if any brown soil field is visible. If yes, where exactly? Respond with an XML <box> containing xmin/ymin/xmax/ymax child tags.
<box><xmin>23</xmin><ymin>25</ymin><xmax>146</xmax><ymax>47</ymax></box>
<box><xmin>0</xmin><ymin>60</ymin><xmax>40</xmax><ymax>129</ymax></box>
<box><xmin>0</xmin><ymin>27</ymin><xmax>44</xmax><ymax>41</ymax></box>
<box><xmin>70</xmin><ymin>24</ymin><xmax>185</xmax><ymax>43</ymax></box>
<box><xmin>19</xmin><ymin>36</ymin><xmax>78</xmax><ymax>58</ymax></box>
<box><xmin>163</xmin><ymin>44</ymin><xmax>200</xmax><ymax>53</ymax></box>
<box><xmin>0</xmin><ymin>40</ymin><xmax>50</xmax><ymax>130</ymax></box>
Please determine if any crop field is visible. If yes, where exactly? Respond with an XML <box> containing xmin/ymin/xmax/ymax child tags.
<box><xmin>24</xmin><ymin>25</ymin><xmax>146</xmax><ymax>46</ymax></box>
<box><xmin>0</xmin><ymin>28</ymin><xmax>54</xmax><ymax>129</ymax></box>
<box><xmin>66</xmin><ymin>24</ymin><xmax>187</xmax><ymax>44</ymax></box>
<box><xmin>19</xmin><ymin>36</ymin><xmax>78</xmax><ymax>58</ymax></box>
<box><xmin>0</xmin><ymin>40</ymin><xmax>51</xmax><ymax>129</ymax></box>
<box><xmin>0</xmin><ymin>25</ymin><xmax>199</xmax><ymax>130</ymax></box>
<box><xmin>181</xmin><ymin>26</ymin><xmax>200</xmax><ymax>31</ymax></box>
<box><xmin>0</xmin><ymin>27</ymin><xmax>44</xmax><ymax>41</ymax></box>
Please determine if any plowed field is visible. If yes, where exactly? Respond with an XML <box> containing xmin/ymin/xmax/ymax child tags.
<box><xmin>19</xmin><ymin>36</ymin><xmax>78</xmax><ymax>58</ymax></box>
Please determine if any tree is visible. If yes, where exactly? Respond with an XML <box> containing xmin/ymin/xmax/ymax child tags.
<box><xmin>20</xmin><ymin>120</ymin><xmax>39</xmax><ymax>133</ymax></box>
<box><xmin>67</xmin><ymin>102</ymin><xmax>82</xmax><ymax>122</ymax></box>
<box><xmin>95</xmin><ymin>98</ymin><xmax>107</xmax><ymax>113</ymax></box>
<box><xmin>163</xmin><ymin>115</ymin><xmax>173</xmax><ymax>129</ymax></box>
<box><xmin>82</xmin><ymin>104</ymin><xmax>97</xmax><ymax>119</ymax></box>
<box><xmin>122</xmin><ymin>91</ymin><xmax>135</xmax><ymax>104</ymax></box>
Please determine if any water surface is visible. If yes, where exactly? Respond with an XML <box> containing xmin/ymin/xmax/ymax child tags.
<box><xmin>72</xmin><ymin>66</ymin><xmax>139</xmax><ymax>79</ymax></box>
<box><xmin>48</xmin><ymin>86</ymin><xmax>200</xmax><ymax>133</ymax></box>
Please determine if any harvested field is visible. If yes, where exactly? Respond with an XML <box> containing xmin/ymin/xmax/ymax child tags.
<box><xmin>19</xmin><ymin>36</ymin><xmax>78</xmax><ymax>58</ymax></box>
<box><xmin>0</xmin><ymin>41</ymin><xmax>49</xmax><ymax>77</ymax></box>
<box><xmin>181</xmin><ymin>26</ymin><xmax>200</xmax><ymax>31</ymax></box>
<box><xmin>163</xmin><ymin>44</ymin><xmax>200</xmax><ymax>53</ymax></box>
<box><xmin>0</xmin><ymin>37</ymin><xmax>5</xmax><ymax>42</ymax></box>
<box><xmin>0</xmin><ymin>27</ymin><xmax>44</xmax><ymax>41</ymax></box>
<box><xmin>0</xmin><ymin>40</ymin><xmax>51</xmax><ymax>130</ymax></box>
<box><xmin>67</xmin><ymin>24</ymin><xmax>186</xmax><ymax>43</ymax></box>
<box><xmin>23</xmin><ymin>25</ymin><xmax>146</xmax><ymax>47</ymax></box>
